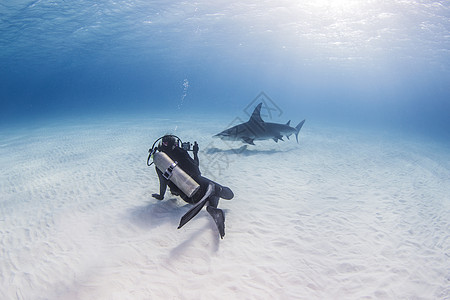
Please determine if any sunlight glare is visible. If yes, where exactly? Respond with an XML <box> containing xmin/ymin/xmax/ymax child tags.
<box><xmin>312</xmin><ymin>0</ymin><xmax>360</xmax><ymax>11</ymax></box>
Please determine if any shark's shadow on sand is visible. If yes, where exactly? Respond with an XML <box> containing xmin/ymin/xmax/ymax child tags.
<box><xmin>205</xmin><ymin>145</ymin><xmax>297</xmax><ymax>156</ymax></box>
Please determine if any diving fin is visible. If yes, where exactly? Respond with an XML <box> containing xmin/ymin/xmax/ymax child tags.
<box><xmin>207</xmin><ymin>206</ymin><xmax>225</xmax><ymax>239</ymax></box>
<box><xmin>177</xmin><ymin>183</ymin><xmax>214</xmax><ymax>229</ymax></box>
<box><xmin>218</xmin><ymin>186</ymin><xmax>234</xmax><ymax>200</ymax></box>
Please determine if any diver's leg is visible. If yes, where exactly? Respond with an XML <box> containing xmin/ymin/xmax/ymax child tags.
<box><xmin>178</xmin><ymin>182</ymin><xmax>226</xmax><ymax>239</ymax></box>
<box><xmin>198</xmin><ymin>176</ymin><xmax>234</xmax><ymax>200</ymax></box>
<box><xmin>207</xmin><ymin>195</ymin><xmax>219</xmax><ymax>208</ymax></box>
<box><xmin>178</xmin><ymin>183</ymin><xmax>214</xmax><ymax>229</ymax></box>
<box><xmin>193</xmin><ymin>178</ymin><xmax>229</xmax><ymax>239</ymax></box>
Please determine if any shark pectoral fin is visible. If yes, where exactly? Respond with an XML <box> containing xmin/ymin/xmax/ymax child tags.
<box><xmin>273</xmin><ymin>135</ymin><xmax>283</xmax><ymax>142</ymax></box>
<box><xmin>242</xmin><ymin>137</ymin><xmax>255</xmax><ymax>145</ymax></box>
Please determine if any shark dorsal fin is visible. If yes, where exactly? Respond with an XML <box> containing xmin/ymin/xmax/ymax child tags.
<box><xmin>249</xmin><ymin>103</ymin><xmax>264</xmax><ymax>123</ymax></box>
<box><xmin>286</xmin><ymin>120</ymin><xmax>291</xmax><ymax>126</ymax></box>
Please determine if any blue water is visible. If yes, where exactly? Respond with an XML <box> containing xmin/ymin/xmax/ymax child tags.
<box><xmin>1</xmin><ymin>0</ymin><xmax>449</xmax><ymax>141</ymax></box>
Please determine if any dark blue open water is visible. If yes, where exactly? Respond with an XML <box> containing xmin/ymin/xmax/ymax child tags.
<box><xmin>1</xmin><ymin>0</ymin><xmax>449</xmax><ymax>141</ymax></box>
<box><xmin>1</xmin><ymin>2</ymin><xmax>450</xmax><ymax>298</ymax></box>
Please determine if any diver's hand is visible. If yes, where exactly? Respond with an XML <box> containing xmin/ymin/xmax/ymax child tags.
<box><xmin>193</xmin><ymin>141</ymin><xmax>199</xmax><ymax>154</ymax></box>
<box><xmin>152</xmin><ymin>193</ymin><xmax>164</xmax><ymax>200</ymax></box>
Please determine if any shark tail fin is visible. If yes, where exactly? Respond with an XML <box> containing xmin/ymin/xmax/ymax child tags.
<box><xmin>295</xmin><ymin>120</ymin><xmax>306</xmax><ymax>143</ymax></box>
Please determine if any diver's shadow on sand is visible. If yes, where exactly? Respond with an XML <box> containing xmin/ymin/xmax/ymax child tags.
<box><xmin>129</xmin><ymin>198</ymin><xmax>187</xmax><ymax>229</ymax></box>
<box><xmin>169</xmin><ymin>207</ymin><xmax>229</xmax><ymax>257</ymax></box>
<box><xmin>129</xmin><ymin>199</ymin><xmax>228</xmax><ymax>244</ymax></box>
<box><xmin>169</xmin><ymin>221</ymin><xmax>221</xmax><ymax>257</ymax></box>
<box><xmin>130</xmin><ymin>199</ymin><xmax>226</xmax><ymax>254</ymax></box>
<box><xmin>206</xmin><ymin>146</ymin><xmax>294</xmax><ymax>156</ymax></box>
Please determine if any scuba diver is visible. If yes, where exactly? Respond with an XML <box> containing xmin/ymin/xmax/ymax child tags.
<box><xmin>148</xmin><ymin>135</ymin><xmax>234</xmax><ymax>239</ymax></box>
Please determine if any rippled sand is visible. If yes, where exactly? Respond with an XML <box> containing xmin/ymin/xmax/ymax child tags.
<box><xmin>0</xmin><ymin>117</ymin><xmax>449</xmax><ymax>299</ymax></box>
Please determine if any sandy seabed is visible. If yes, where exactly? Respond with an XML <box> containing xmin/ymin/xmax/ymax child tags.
<box><xmin>0</xmin><ymin>116</ymin><xmax>449</xmax><ymax>300</ymax></box>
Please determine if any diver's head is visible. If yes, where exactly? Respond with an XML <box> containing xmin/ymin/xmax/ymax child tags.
<box><xmin>160</xmin><ymin>135</ymin><xmax>177</xmax><ymax>151</ymax></box>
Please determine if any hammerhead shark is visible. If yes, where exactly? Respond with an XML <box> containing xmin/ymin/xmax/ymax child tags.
<box><xmin>214</xmin><ymin>103</ymin><xmax>305</xmax><ymax>145</ymax></box>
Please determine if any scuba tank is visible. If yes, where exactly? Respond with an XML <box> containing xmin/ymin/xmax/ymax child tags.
<box><xmin>152</xmin><ymin>151</ymin><xmax>200</xmax><ymax>198</ymax></box>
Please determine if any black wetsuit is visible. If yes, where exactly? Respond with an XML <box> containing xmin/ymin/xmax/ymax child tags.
<box><xmin>153</xmin><ymin>142</ymin><xmax>233</xmax><ymax>238</ymax></box>
<box><xmin>155</xmin><ymin>146</ymin><xmax>221</xmax><ymax>204</ymax></box>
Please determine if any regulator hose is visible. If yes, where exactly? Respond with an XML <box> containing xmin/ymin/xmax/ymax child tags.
<box><xmin>147</xmin><ymin>135</ymin><xmax>183</xmax><ymax>166</ymax></box>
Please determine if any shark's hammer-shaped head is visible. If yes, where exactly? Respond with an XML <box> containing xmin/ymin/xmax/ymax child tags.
<box><xmin>214</xmin><ymin>127</ymin><xmax>236</xmax><ymax>140</ymax></box>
